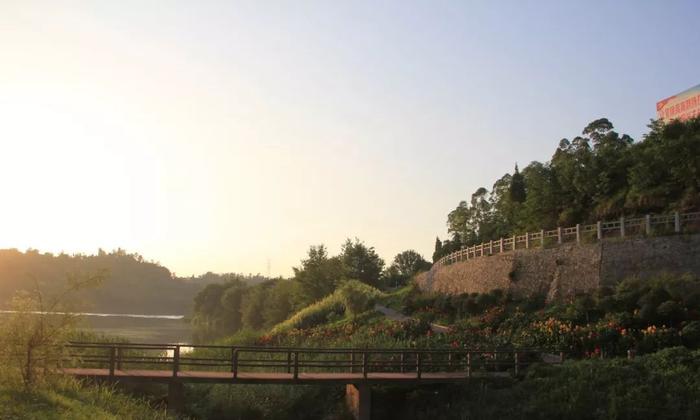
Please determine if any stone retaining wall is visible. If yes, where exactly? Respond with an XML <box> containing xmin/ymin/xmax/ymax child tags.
<box><xmin>416</xmin><ymin>233</ymin><xmax>700</xmax><ymax>300</ymax></box>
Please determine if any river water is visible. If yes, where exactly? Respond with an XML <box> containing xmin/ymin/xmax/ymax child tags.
<box><xmin>0</xmin><ymin>310</ymin><xmax>193</xmax><ymax>344</ymax></box>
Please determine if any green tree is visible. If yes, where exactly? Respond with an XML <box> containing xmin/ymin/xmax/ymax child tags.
<box><xmin>0</xmin><ymin>273</ymin><xmax>103</xmax><ymax>387</ymax></box>
<box><xmin>384</xmin><ymin>250</ymin><xmax>431</xmax><ymax>288</ymax></box>
<box><xmin>219</xmin><ymin>283</ymin><xmax>245</xmax><ymax>332</ymax></box>
<box><xmin>241</xmin><ymin>285</ymin><xmax>267</xmax><ymax>330</ymax></box>
<box><xmin>432</xmin><ymin>237</ymin><xmax>443</xmax><ymax>263</ymax></box>
<box><xmin>340</xmin><ymin>239</ymin><xmax>385</xmax><ymax>288</ymax></box>
<box><xmin>292</xmin><ymin>245</ymin><xmax>344</xmax><ymax>307</ymax></box>
<box><xmin>509</xmin><ymin>164</ymin><xmax>527</xmax><ymax>204</ymax></box>
<box><xmin>263</xmin><ymin>280</ymin><xmax>295</xmax><ymax>327</ymax></box>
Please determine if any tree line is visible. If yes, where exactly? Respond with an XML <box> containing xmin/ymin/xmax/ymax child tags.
<box><xmin>434</xmin><ymin>117</ymin><xmax>700</xmax><ymax>261</ymax></box>
<box><xmin>192</xmin><ymin>239</ymin><xmax>430</xmax><ymax>335</ymax></box>
<box><xmin>0</xmin><ymin>248</ymin><xmax>263</xmax><ymax>315</ymax></box>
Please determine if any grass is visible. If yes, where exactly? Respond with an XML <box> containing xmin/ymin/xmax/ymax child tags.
<box><xmin>0</xmin><ymin>376</ymin><xmax>170</xmax><ymax>420</ymax></box>
<box><xmin>377</xmin><ymin>284</ymin><xmax>415</xmax><ymax>312</ymax></box>
<box><xmin>269</xmin><ymin>280</ymin><xmax>385</xmax><ymax>335</ymax></box>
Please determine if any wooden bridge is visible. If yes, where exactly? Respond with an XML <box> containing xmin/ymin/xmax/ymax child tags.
<box><xmin>60</xmin><ymin>342</ymin><xmax>563</xmax><ymax>419</ymax></box>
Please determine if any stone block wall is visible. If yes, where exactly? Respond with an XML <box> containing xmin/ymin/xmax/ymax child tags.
<box><xmin>416</xmin><ymin>233</ymin><xmax>700</xmax><ymax>300</ymax></box>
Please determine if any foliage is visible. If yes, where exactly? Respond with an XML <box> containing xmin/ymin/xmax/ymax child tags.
<box><xmin>339</xmin><ymin>239</ymin><xmax>385</xmax><ymax>288</ymax></box>
<box><xmin>369</xmin><ymin>347</ymin><xmax>700</xmax><ymax>420</ymax></box>
<box><xmin>383</xmin><ymin>250</ymin><xmax>431</xmax><ymax>288</ymax></box>
<box><xmin>0</xmin><ymin>376</ymin><xmax>169</xmax><ymax>420</ymax></box>
<box><xmin>0</xmin><ymin>273</ymin><xmax>103</xmax><ymax>386</ymax></box>
<box><xmin>268</xmin><ymin>280</ymin><xmax>384</xmax><ymax>335</ymax></box>
<box><xmin>192</xmin><ymin>278</ymin><xmax>293</xmax><ymax>337</ymax></box>
<box><xmin>0</xmin><ymin>247</ymin><xmax>266</xmax><ymax>315</ymax></box>
<box><xmin>435</xmin><ymin>117</ymin><xmax>700</xmax><ymax>259</ymax></box>
<box><xmin>292</xmin><ymin>245</ymin><xmax>345</xmax><ymax>307</ymax></box>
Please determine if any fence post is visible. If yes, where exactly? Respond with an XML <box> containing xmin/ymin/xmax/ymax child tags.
<box><xmin>557</xmin><ymin>227</ymin><xmax>562</xmax><ymax>244</ymax></box>
<box><xmin>596</xmin><ymin>221</ymin><xmax>602</xmax><ymax>240</ymax></box>
<box><xmin>362</xmin><ymin>352</ymin><xmax>369</xmax><ymax>379</ymax></box>
<box><xmin>466</xmin><ymin>352</ymin><xmax>471</xmax><ymax>378</ymax></box>
<box><xmin>499</xmin><ymin>238</ymin><xmax>504</xmax><ymax>253</ymax></box>
<box><xmin>109</xmin><ymin>346</ymin><xmax>116</xmax><ymax>378</ymax></box>
<box><xmin>350</xmin><ymin>351</ymin><xmax>356</xmax><ymax>373</ymax></box>
<box><xmin>293</xmin><ymin>351</ymin><xmax>299</xmax><ymax>379</ymax></box>
<box><xmin>645</xmin><ymin>214</ymin><xmax>651</xmax><ymax>235</ymax></box>
<box><xmin>512</xmin><ymin>235</ymin><xmax>516</xmax><ymax>250</ymax></box>
<box><xmin>287</xmin><ymin>350</ymin><xmax>293</xmax><ymax>374</ymax></box>
<box><xmin>116</xmin><ymin>347</ymin><xmax>123</xmax><ymax>371</ymax></box>
<box><xmin>400</xmin><ymin>352</ymin><xmax>405</xmax><ymax>373</ymax></box>
<box><xmin>232</xmin><ymin>349</ymin><xmax>239</xmax><ymax>378</ymax></box>
<box><xmin>231</xmin><ymin>347</ymin><xmax>236</xmax><ymax>373</ymax></box>
<box><xmin>525</xmin><ymin>233</ymin><xmax>529</xmax><ymax>249</ymax></box>
<box><xmin>540</xmin><ymin>229</ymin><xmax>545</xmax><ymax>247</ymax></box>
<box><xmin>675</xmin><ymin>211</ymin><xmax>681</xmax><ymax>233</ymax></box>
<box><xmin>620</xmin><ymin>216</ymin><xmax>625</xmax><ymax>238</ymax></box>
<box><xmin>172</xmin><ymin>345</ymin><xmax>180</xmax><ymax>378</ymax></box>
<box><xmin>489</xmin><ymin>240</ymin><xmax>493</xmax><ymax>255</ymax></box>
<box><xmin>514</xmin><ymin>352</ymin><xmax>519</xmax><ymax>377</ymax></box>
<box><xmin>575</xmin><ymin>224</ymin><xmax>581</xmax><ymax>243</ymax></box>
<box><xmin>416</xmin><ymin>352</ymin><xmax>422</xmax><ymax>379</ymax></box>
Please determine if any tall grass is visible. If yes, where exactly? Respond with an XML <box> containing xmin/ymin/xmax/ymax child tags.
<box><xmin>269</xmin><ymin>280</ymin><xmax>384</xmax><ymax>335</ymax></box>
<box><xmin>0</xmin><ymin>374</ymin><xmax>170</xmax><ymax>420</ymax></box>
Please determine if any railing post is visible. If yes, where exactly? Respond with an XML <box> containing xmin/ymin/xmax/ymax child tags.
<box><xmin>231</xmin><ymin>347</ymin><xmax>237</xmax><ymax>374</ymax></box>
<box><xmin>540</xmin><ymin>229</ymin><xmax>545</xmax><ymax>247</ymax></box>
<box><xmin>514</xmin><ymin>352</ymin><xmax>519</xmax><ymax>377</ymax></box>
<box><xmin>364</xmin><ymin>351</ymin><xmax>369</xmax><ymax>377</ymax></box>
<box><xmin>675</xmin><ymin>211</ymin><xmax>681</xmax><ymax>233</ymax></box>
<box><xmin>293</xmin><ymin>351</ymin><xmax>299</xmax><ymax>380</ymax></box>
<box><xmin>109</xmin><ymin>346</ymin><xmax>116</xmax><ymax>378</ymax></box>
<box><xmin>416</xmin><ymin>352</ymin><xmax>422</xmax><ymax>379</ymax></box>
<box><xmin>645</xmin><ymin>214</ymin><xmax>651</xmax><ymax>235</ymax></box>
<box><xmin>172</xmin><ymin>345</ymin><xmax>180</xmax><ymax>378</ymax></box>
<box><xmin>448</xmin><ymin>352</ymin><xmax>453</xmax><ymax>371</ymax></box>
<box><xmin>116</xmin><ymin>347</ymin><xmax>123</xmax><ymax>371</ymax></box>
<box><xmin>466</xmin><ymin>352</ymin><xmax>471</xmax><ymax>378</ymax></box>
<box><xmin>400</xmin><ymin>352</ymin><xmax>405</xmax><ymax>373</ymax></box>
<box><xmin>620</xmin><ymin>216</ymin><xmax>625</xmax><ymax>238</ymax></box>
<box><xmin>287</xmin><ymin>350</ymin><xmax>293</xmax><ymax>374</ymax></box>
<box><xmin>232</xmin><ymin>349</ymin><xmax>239</xmax><ymax>378</ymax></box>
<box><xmin>489</xmin><ymin>240</ymin><xmax>493</xmax><ymax>255</ymax></box>
<box><xmin>499</xmin><ymin>238</ymin><xmax>504</xmax><ymax>253</ymax></box>
<box><xmin>575</xmin><ymin>224</ymin><xmax>581</xmax><ymax>243</ymax></box>
<box><xmin>525</xmin><ymin>233</ymin><xmax>529</xmax><ymax>249</ymax></box>
<box><xmin>512</xmin><ymin>235</ymin><xmax>516</xmax><ymax>250</ymax></box>
<box><xmin>557</xmin><ymin>227</ymin><xmax>562</xmax><ymax>244</ymax></box>
<box><xmin>350</xmin><ymin>351</ymin><xmax>356</xmax><ymax>373</ymax></box>
<box><xmin>596</xmin><ymin>221</ymin><xmax>602</xmax><ymax>240</ymax></box>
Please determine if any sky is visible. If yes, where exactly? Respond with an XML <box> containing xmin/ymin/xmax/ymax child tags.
<box><xmin>0</xmin><ymin>1</ymin><xmax>698</xmax><ymax>277</ymax></box>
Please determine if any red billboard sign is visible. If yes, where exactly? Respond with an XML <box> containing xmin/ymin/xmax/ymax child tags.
<box><xmin>657</xmin><ymin>84</ymin><xmax>700</xmax><ymax>122</ymax></box>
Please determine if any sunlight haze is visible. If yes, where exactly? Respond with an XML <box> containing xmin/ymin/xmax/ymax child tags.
<box><xmin>1</xmin><ymin>0</ymin><xmax>698</xmax><ymax>276</ymax></box>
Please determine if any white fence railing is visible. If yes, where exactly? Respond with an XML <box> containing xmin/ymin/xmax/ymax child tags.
<box><xmin>434</xmin><ymin>211</ymin><xmax>700</xmax><ymax>268</ymax></box>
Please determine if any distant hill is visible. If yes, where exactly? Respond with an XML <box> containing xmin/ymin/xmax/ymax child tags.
<box><xmin>0</xmin><ymin>248</ymin><xmax>266</xmax><ymax>315</ymax></box>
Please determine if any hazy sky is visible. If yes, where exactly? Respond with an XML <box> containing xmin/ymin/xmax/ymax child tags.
<box><xmin>1</xmin><ymin>1</ymin><xmax>698</xmax><ymax>277</ymax></box>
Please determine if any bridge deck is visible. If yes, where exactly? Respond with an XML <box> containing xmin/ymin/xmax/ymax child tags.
<box><xmin>62</xmin><ymin>368</ymin><xmax>508</xmax><ymax>384</ymax></box>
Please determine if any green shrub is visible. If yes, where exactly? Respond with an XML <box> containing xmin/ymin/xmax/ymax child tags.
<box><xmin>681</xmin><ymin>321</ymin><xmax>700</xmax><ymax>347</ymax></box>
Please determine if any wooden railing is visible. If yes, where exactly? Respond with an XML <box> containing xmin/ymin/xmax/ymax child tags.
<box><xmin>61</xmin><ymin>342</ymin><xmax>564</xmax><ymax>380</ymax></box>
<box><xmin>434</xmin><ymin>211</ymin><xmax>700</xmax><ymax>268</ymax></box>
